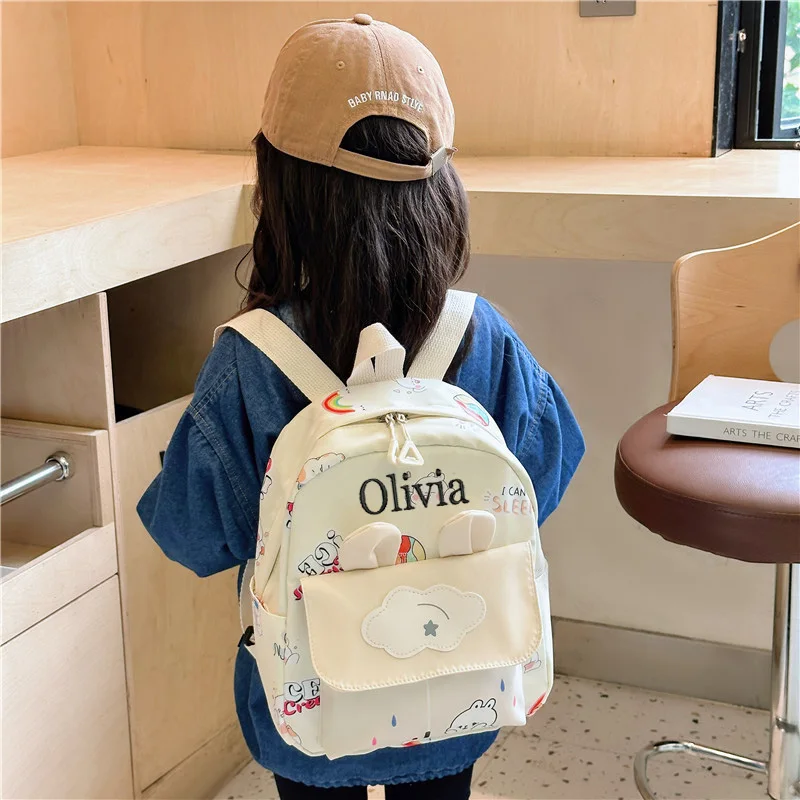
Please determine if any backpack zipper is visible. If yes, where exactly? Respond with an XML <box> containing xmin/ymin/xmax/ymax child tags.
<box><xmin>384</xmin><ymin>413</ymin><xmax>400</xmax><ymax>464</ymax></box>
<box><xmin>382</xmin><ymin>413</ymin><xmax>424</xmax><ymax>467</ymax></box>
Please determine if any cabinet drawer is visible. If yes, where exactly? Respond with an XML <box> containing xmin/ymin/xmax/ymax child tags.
<box><xmin>1</xmin><ymin>419</ymin><xmax>116</xmax><ymax>641</ymax></box>
<box><xmin>115</xmin><ymin>396</ymin><xmax>241</xmax><ymax>791</ymax></box>
<box><xmin>1</xmin><ymin>523</ymin><xmax>117</xmax><ymax>644</ymax></box>
<box><xmin>1</xmin><ymin>576</ymin><xmax>133</xmax><ymax>799</ymax></box>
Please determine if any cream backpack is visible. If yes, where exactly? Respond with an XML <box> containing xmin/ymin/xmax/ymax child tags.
<box><xmin>216</xmin><ymin>290</ymin><xmax>553</xmax><ymax>760</ymax></box>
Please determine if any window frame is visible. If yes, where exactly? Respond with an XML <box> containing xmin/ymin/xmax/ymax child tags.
<box><xmin>734</xmin><ymin>0</ymin><xmax>800</xmax><ymax>149</ymax></box>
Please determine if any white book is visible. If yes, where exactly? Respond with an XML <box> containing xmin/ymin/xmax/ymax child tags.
<box><xmin>666</xmin><ymin>375</ymin><xmax>800</xmax><ymax>449</ymax></box>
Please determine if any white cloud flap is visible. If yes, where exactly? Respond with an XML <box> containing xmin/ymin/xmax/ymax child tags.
<box><xmin>362</xmin><ymin>584</ymin><xmax>486</xmax><ymax>659</ymax></box>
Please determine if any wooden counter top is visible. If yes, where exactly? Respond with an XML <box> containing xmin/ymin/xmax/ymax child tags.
<box><xmin>2</xmin><ymin>148</ymin><xmax>252</xmax><ymax>322</ymax></box>
<box><xmin>3</xmin><ymin>147</ymin><xmax>797</xmax><ymax>322</ymax></box>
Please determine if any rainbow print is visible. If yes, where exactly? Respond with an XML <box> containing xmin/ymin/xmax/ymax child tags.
<box><xmin>454</xmin><ymin>393</ymin><xmax>490</xmax><ymax>427</ymax></box>
<box><xmin>322</xmin><ymin>391</ymin><xmax>355</xmax><ymax>414</ymax></box>
<box><xmin>395</xmin><ymin>534</ymin><xmax>426</xmax><ymax>564</ymax></box>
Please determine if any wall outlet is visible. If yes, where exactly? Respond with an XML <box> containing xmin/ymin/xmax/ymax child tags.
<box><xmin>579</xmin><ymin>0</ymin><xmax>636</xmax><ymax>18</ymax></box>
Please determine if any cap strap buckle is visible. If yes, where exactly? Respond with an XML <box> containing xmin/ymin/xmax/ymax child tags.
<box><xmin>429</xmin><ymin>146</ymin><xmax>456</xmax><ymax>176</ymax></box>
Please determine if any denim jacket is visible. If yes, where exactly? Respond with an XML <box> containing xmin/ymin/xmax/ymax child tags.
<box><xmin>138</xmin><ymin>297</ymin><xmax>585</xmax><ymax>787</ymax></box>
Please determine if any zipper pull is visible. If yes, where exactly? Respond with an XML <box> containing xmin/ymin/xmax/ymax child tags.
<box><xmin>384</xmin><ymin>414</ymin><xmax>400</xmax><ymax>464</ymax></box>
<box><xmin>396</xmin><ymin>414</ymin><xmax>424</xmax><ymax>466</ymax></box>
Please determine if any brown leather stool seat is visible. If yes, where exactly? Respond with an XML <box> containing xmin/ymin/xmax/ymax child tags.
<box><xmin>615</xmin><ymin>402</ymin><xmax>800</xmax><ymax>800</ymax></box>
<box><xmin>615</xmin><ymin>403</ymin><xmax>800</xmax><ymax>564</ymax></box>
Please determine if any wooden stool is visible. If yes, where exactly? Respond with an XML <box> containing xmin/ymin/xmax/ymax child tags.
<box><xmin>614</xmin><ymin>224</ymin><xmax>800</xmax><ymax>800</ymax></box>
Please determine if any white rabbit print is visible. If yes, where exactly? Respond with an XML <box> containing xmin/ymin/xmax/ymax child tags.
<box><xmin>446</xmin><ymin>698</ymin><xmax>497</xmax><ymax>734</ymax></box>
<box><xmin>297</xmin><ymin>453</ymin><xmax>345</xmax><ymax>489</ymax></box>
<box><xmin>393</xmin><ymin>378</ymin><xmax>427</xmax><ymax>395</ymax></box>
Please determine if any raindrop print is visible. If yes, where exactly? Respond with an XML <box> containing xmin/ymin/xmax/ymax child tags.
<box><xmin>391</xmin><ymin>715</ymin><xmax>397</xmax><ymax>727</ymax></box>
<box><xmin>500</xmin><ymin>679</ymin><xmax>506</xmax><ymax>692</ymax></box>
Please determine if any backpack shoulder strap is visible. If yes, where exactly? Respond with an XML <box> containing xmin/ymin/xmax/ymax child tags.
<box><xmin>214</xmin><ymin>310</ymin><xmax>344</xmax><ymax>401</ymax></box>
<box><xmin>407</xmin><ymin>290</ymin><xmax>477</xmax><ymax>380</ymax></box>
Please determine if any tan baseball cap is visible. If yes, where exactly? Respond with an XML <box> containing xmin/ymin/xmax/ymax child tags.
<box><xmin>261</xmin><ymin>14</ymin><xmax>456</xmax><ymax>182</ymax></box>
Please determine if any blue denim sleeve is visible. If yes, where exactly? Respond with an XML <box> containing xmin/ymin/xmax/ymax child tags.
<box><xmin>517</xmin><ymin>366</ymin><xmax>585</xmax><ymax>523</ymax></box>
<box><xmin>136</xmin><ymin>340</ymin><xmax>262</xmax><ymax>578</ymax></box>
<box><xmin>137</xmin><ymin>413</ymin><xmax>255</xmax><ymax>577</ymax></box>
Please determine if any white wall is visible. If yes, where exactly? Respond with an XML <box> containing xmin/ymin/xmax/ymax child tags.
<box><xmin>464</xmin><ymin>255</ymin><xmax>775</xmax><ymax>650</ymax></box>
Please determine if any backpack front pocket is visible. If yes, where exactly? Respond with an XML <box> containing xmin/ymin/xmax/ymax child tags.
<box><xmin>301</xmin><ymin>541</ymin><xmax>541</xmax><ymax>756</ymax></box>
<box><xmin>251</xmin><ymin>591</ymin><xmax>322</xmax><ymax>754</ymax></box>
<box><xmin>318</xmin><ymin>663</ymin><xmax>527</xmax><ymax>758</ymax></box>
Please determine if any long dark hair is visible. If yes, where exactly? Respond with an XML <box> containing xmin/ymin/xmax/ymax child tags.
<box><xmin>239</xmin><ymin>116</ymin><xmax>472</xmax><ymax>382</ymax></box>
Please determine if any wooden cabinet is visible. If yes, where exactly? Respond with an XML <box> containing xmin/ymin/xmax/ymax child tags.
<box><xmin>1</xmin><ymin>296</ymin><xmax>134</xmax><ymax>799</ymax></box>
<box><xmin>105</xmin><ymin>251</ymin><xmax>249</xmax><ymax>796</ymax></box>
<box><xmin>1</xmin><ymin>578</ymin><xmax>133</xmax><ymax>800</ymax></box>
<box><xmin>115</xmin><ymin>397</ymin><xmax>242</xmax><ymax>793</ymax></box>
<box><xmin>1</xmin><ymin>283</ymin><xmax>248</xmax><ymax>798</ymax></box>
<box><xmin>0</xmin><ymin>417</ymin><xmax>130</xmax><ymax>800</ymax></box>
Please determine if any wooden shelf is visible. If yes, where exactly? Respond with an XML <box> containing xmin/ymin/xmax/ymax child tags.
<box><xmin>456</xmin><ymin>151</ymin><xmax>799</xmax><ymax>198</ymax></box>
<box><xmin>3</xmin><ymin>146</ymin><xmax>798</xmax><ymax>322</ymax></box>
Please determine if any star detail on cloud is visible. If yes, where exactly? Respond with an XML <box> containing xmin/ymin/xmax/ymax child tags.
<box><xmin>423</xmin><ymin>619</ymin><xmax>439</xmax><ymax>637</ymax></box>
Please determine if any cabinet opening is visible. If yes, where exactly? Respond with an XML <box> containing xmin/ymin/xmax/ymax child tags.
<box><xmin>0</xmin><ymin>420</ymin><xmax>114</xmax><ymax>578</ymax></box>
<box><xmin>107</xmin><ymin>248</ymin><xmax>248</xmax><ymax>421</ymax></box>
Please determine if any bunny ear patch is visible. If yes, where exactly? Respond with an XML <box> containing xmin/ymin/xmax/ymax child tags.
<box><xmin>439</xmin><ymin>511</ymin><xmax>496</xmax><ymax>557</ymax></box>
<box><xmin>339</xmin><ymin>522</ymin><xmax>403</xmax><ymax>571</ymax></box>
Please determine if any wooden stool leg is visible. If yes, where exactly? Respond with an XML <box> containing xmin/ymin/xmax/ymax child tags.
<box><xmin>768</xmin><ymin>563</ymin><xmax>800</xmax><ymax>800</ymax></box>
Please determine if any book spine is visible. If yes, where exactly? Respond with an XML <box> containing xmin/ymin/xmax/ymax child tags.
<box><xmin>666</xmin><ymin>415</ymin><xmax>800</xmax><ymax>449</ymax></box>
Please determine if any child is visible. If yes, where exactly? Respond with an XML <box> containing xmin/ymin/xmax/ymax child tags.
<box><xmin>138</xmin><ymin>15</ymin><xmax>584</xmax><ymax>800</ymax></box>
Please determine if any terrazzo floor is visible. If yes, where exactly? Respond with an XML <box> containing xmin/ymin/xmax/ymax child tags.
<box><xmin>216</xmin><ymin>675</ymin><xmax>771</xmax><ymax>800</ymax></box>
